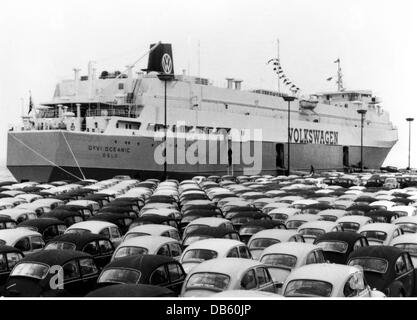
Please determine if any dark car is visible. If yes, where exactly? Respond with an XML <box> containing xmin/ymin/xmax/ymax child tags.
<box><xmin>96</xmin><ymin>255</ymin><xmax>186</xmax><ymax>295</ymax></box>
<box><xmin>302</xmin><ymin>203</ymin><xmax>334</xmax><ymax>215</ymax></box>
<box><xmin>345</xmin><ymin>204</ymin><xmax>372</xmax><ymax>216</ymax></box>
<box><xmin>180</xmin><ymin>203</ymin><xmax>219</xmax><ymax>214</ymax></box>
<box><xmin>353</xmin><ymin>196</ymin><xmax>377</xmax><ymax>205</ymax></box>
<box><xmin>17</xmin><ymin>218</ymin><xmax>67</xmax><ymax>242</ymax></box>
<box><xmin>229</xmin><ymin>211</ymin><xmax>272</xmax><ymax>232</ymax></box>
<box><xmin>105</xmin><ymin>200</ymin><xmax>143</xmax><ymax>213</ymax></box>
<box><xmin>365</xmin><ymin>176</ymin><xmax>384</xmax><ymax>188</ymax></box>
<box><xmin>314</xmin><ymin>231</ymin><xmax>369</xmax><ymax>264</ymax></box>
<box><xmin>85</xmin><ymin>283</ymin><xmax>176</xmax><ymax>297</ymax></box>
<box><xmin>88</xmin><ymin>213</ymin><xmax>134</xmax><ymax>235</ymax></box>
<box><xmin>41</xmin><ymin>209</ymin><xmax>85</xmax><ymax>227</ymax></box>
<box><xmin>3</xmin><ymin>249</ymin><xmax>100</xmax><ymax>297</ymax></box>
<box><xmin>224</xmin><ymin>207</ymin><xmax>262</xmax><ymax>220</ymax></box>
<box><xmin>56</xmin><ymin>204</ymin><xmax>95</xmax><ymax>219</ymax></box>
<box><xmin>0</xmin><ymin>216</ymin><xmax>17</xmax><ymax>230</ymax></box>
<box><xmin>100</xmin><ymin>206</ymin><xmax>139</xmax><ymax>218</ymax></box>
<box><xmin>182</xmin><ymin>226</ymin><xmax>241</xmax><ymax>248</ymax></box>
<box><xmin>44</xmin><ymin>233</ymin><xmax>115</xmax><ymax>269</ymax></box>
<box><xmin>365</xmin><ymin>210</ymin><xmax>400</xmax><ymax>223</ymax></box>
<box><xmin>0</xmin><ymin>245</ymin><xmax>24</xmax><ymax>285</ymax></box>
<box><xmin>238</xmin><ymin>220</ymin><xmax>286</xmax><ymax>244</ymax></box>
<box><xmin>348</xmin><ymin>246</ymin><xmax>417</xmax><ymax>297</ymax></box>
<box><xmin>82</xmin><ymin>194</ymin><xmax>112</xmax><ymax>208</ymax></box>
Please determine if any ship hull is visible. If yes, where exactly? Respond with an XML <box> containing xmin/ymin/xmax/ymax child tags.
<box><xmin>7</xmin><ymin>131</ymin><xmax>393</xmax><ymax>182</ymax></box>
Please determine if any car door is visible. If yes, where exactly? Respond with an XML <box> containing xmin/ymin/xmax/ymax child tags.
<box><xmin>395</xmin><ymin>253</ymin><xmax>414</xmax><ymax>296</ymax></box>
<box><xmin>149</xmin><ymin>265</ymin><xmax>170</xmax><ymax>288</ymax></box>
<box><xmin>97</xmin><ymin>239</ymin><xmax>115</xmax><ymax>269</ymax></box>
<box><xmin>62</xmin><ymin>259</ymin><xmax>83</xmax><ymax>296</ymax></box>
<box><xmin>29</xmin><ymin>236</ymin><xmax>45</xmax><ymax>253</ymax></box>
<box><xmin>78</xmin><ymin>257</ymin><xmax>100</xmax><ymax>295</ymax></box>
<box><xmin>255</xmin><ymin>267</ymin><xmax>275</xmax><ymax>293</ymax></box>
<box><xmin>165</xmin><ymin>262</ymin><xmax>186</xmax><ymax>296</ymax></box>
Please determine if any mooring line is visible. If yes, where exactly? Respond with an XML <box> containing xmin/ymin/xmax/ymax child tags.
<box><xmin>61</xmin><ymin>131</ymin><xmax>86</xmax><ymax>180</ymax></box>
<box><xmin>9</xmin><ymin>133</ymin><xmax>83</xmax><ymax>181</ymax></box>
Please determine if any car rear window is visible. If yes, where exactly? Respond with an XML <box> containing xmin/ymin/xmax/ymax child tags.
<box><xmin>316</xmin><ymin>241</ymin><xmax>348</xmax><ymax>254</ymax></box>
<box><xmin>393</xmin><ymin>243</ymin><xmax>417</xmax><ymax>257</ymax></box>
<box><xmin>98</xmin><ymin>268</ymin><xmax>141</xmax><ymax>284</ymax></box>
<box><xmin>249</xmin><ymin>238</ymin><xmax>280</xmax><ymax>250</ymax></box>
<box><xmin>360</xmin><ymin>231</ymin><xmax>387</xmax><ymax>242</ymax></box>
<box><xmin>182</xmin><ymin>249</ymin><xmax>218</xmax><ymax>263</ymax></box>
<box><xmin>239</xmin><ymin>226</ymin><xmax>264</xmax><ymax>236</ymax></box>
<box><xmin>396</xmin><ymin>223</ymin><xmax>417</xmax><ymax>233</ymax></box>
<box><xmin>286</xmin><ymin>220</ymin><xmax>305</xmax><ymax>229</ymax></box>
<box><xmin>66</xmin><ymin>228</ymin><xmax>90</xmax><ymax>235</ymax></box>
<box><xmin>338</xmin><ymin>222</ymin><xmax>360</xmax><ymax>232</ymax></box>
<box><xmin>11</xmin><ymin>262</ymin><xmax>49</xmax><ymax>280</ymax></box>
<box><xmin>348</xmin><ymin>257</ymin><xmax>388</xmax><ymax>274</ymax></box>
<box><xmin>44</xmin><ymin>241</ymin><xmax>76</xmax><ymax>251</ymax></box>
<box><xmin>186</xmin><ymin>272</ymin><xmax>230</xmax><ymax>291</ymax></box>
<box><xmin>114</xmin><ymin>246</ymin><xmax>148</xmax><ymax>259</ymax></box>
<box><xmin>298</xmin><ymin>228</ymin><xmax>325</xmax><ymax>238</ymax></box>
<box><xmin>284</xmin><ymin>280</ymin><xmax>332</xmax><ymax>297</ymax></box>
<box><xmin>260</xmin><ymin>254</ymin><xmax>297</xmax><ymax>268</ymax></box>
<box><xmin>269</xmin><ymin>213</ymin><xmax>288</xmax><ymax>222</ymax></box>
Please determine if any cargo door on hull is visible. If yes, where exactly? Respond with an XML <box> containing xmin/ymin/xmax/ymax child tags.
<box><xmin>343</xmin><ymin>146</ymin><xmax>349</xmax><ymax>167</ymax></box>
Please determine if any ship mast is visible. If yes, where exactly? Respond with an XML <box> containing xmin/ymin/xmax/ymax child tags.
<box><xmin>335</xmin><ymin>58</ymin><xmax>345</xmax><ymax>92</ymax></box>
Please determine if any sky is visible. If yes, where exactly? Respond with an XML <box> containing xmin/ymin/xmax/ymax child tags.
<box><xmin>0</xmin><ymin>0</ymin><xmax>416</xmax><ymax>168</ymax></box>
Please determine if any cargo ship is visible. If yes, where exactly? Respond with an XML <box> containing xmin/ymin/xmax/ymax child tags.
<box><xmin>7</xmin><ymin>42</ymin><xmax>398</xmax><ymax>182</ymax></box>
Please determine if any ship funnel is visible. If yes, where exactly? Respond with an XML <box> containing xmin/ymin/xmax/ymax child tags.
<box><xmin>234</xmin><ymin>80</ymin><xmax>243</xmax><ymax>90</ymax></box>
<box><xmin>226</xmin><ymin>78</ymin><xmax>234</xmax><ymax>89</ymax></box>
<box><xmin>144</xmin><ymin>43</ymin><xmax>174</xmax><ymax>75</ymax></box>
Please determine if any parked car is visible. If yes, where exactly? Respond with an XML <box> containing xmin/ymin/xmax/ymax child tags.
<box><xmin>296</xmin><ymin>221</ymin><xmax>343</xmax><ymax>243</ymax></box>
<box><xmin>336</xmin><ymin>215</ymin><xmax>373</xmax><ymax>232</ymax></box>
<box><xmin>42</xmin><ymin>209</ymin><xmax>85</xmax><ymax>227</ymax></box>
<box><xmin>180</xmin><ymin>239</ymin><xmax>252</xmax><ymax>273</ymax></box>
<box><xmin>112</xmin><ymin>236</ymin><xmax>182</xmax><ymax>260</ymax></box>
<box><xmin>182</xmin><ymin>217</ymin><xmax>234</xmax><ymax>241</ymax></box>
<box><xmin>65</xmin><ymin>221</ymin><xmax>123</xmax><ymax>247</ymax></box>
<box><xmin>44</xmin><ymin>233</ymin><xmax>115</xmax><ymax>269</ymax></box>
<box><xmin>17</xmin><ymin>218</ymin><xmax>67</xmax><ymax>242</ymax></box>
<box><xmin>182</xmin><ymin>226</ymin><xmax>240</xmax><ymax>248</ymax></box>
<box><xmin>0</xmin><ymin>229</ymin><xmax>44</xmax><ymax>254</ymax></box>
<box><xmin>314</xmin><ymin>231</ymin><xmax>369</xmax><ymax>264</ymax></box>
<box><xmin>3</xmin><ymin>249</ymin><xmax>100</xmax><ymax>297</ymax></box>
<box><xmin>0</xmin><ymin>216</ymin><xmax>17</xmax><ymax>230</ymax></box>
<box><xmin>358</xmin><ymin>223</ymin><xmax>404</xmax><ymax>246</ymax></box>
<box><xmin>317</xmin><ymin>209</ymin><xmax>348</xmax><ymax>222</ymax></box>
<box><xmin>267</xmin><ymin>208</ymin><xmax>301</xmax><ymax>223</ymax></box>
<box><xmin>348</xmin><ymin>246</ymin><xmax>416</xmax><ymax>297</ymax></box>
<box><xmin>391</xmin><ymin>234</ymin><xmax>417</xmax><ymax>266</ymax></box>
<box><xmin>282</xmin><ymin>263</ymin><xmax>385</xmax><ymax>297</ymax></box>
<box><xmin>285</xmin><ymin>214</ymin><xmax>322</xmax><ymax>230</ymax></box>
<box><xmin>393</xmin><ymin>216</ymin><xmax>417</xmax><ymax>234</ymax></box>
<box><xmin>123</xmin><ymin>224</ymin><xmax>181</xmax><ymax>242</ymax></box>
<box><xmin>181</xmin><ymin>258</ymin><xmax>279</xmax><ymax>297</ymax></box>
<box><xmin>238</xmin><ymin>220</ymin><xmax>286</xmax><ymax>244</ymax></box>
<box><xmin>259</xmin><ymin>242</ymin><xmax>326</xmax><ymax>290</ymax></box>
<box><xmin>85</xmin><ymin>283</ymin><xmax>176</xmax><ymax>297</ymax></box>
<box><xmin>0</xmin><ymin>245</ymin><xmax>24</xmax><ymax>285</ymax></box>
<box><xmin>96</xmin><ymin>255</ymin><xmax>186</xmax><ymax>295</ymax></box>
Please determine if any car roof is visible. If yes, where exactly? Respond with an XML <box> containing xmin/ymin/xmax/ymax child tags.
<box><xmin>286</xmin><ymin>214</ymin><xmax>320</xmax><ymax>222</ymax></box>
<box><xmin>47</xmin><ymin>233</ymin><xmax>110</xmax><ymax>248</ymax></box>
<box><xmin>0</xmin><ymin>228</ymin><xmax>42</xmax><ymax>244</ymax></box>
<box><xmin>19</xmin><ymin>249</ymin><xmax>91</xmax><ymax>266</ymax></box>
<box><xmin>187</xmin><ymin>217</ymin><xmax>229</xmax><ymax>226</ymax></box>
<box><xmin>284</xmin><ymin>263</ymin><xmax>357</xmax><ymax>285</ymax></box>
<box><xmin>118</xmin><ymin>235</ymin><xmax>179</xmax><ymax>252</ymax></box>
<box><xmin>358</xmin><ymin>222</ymin><xmax>398</xmax><ymax>233</ymax></box>
<box><xmin>66</xmin><ymin>220</ymin><xmax>117</xmax><ymax>233</ymax></box>
<box><xmin>260</xmin><ymin>242</ymin><xmax>320</xmax><ymax>258</ymax></box>
<box><xmin>336</xmin><ymin>215</ymin><xmax>372</xmax><ymax>224</ymax></box>
<box><xmin>186</xmin><ymin>226</ymin><xmax>237</xmax><ymax>238</ymax></box>
<box><xmin>18</xmin><ymin>218</ymin><xmax>65</xmax><ymax>229</ymax></box>
<box><xmin>297</xmin><ymin>221</ymin><xmax>336</xmax><ymax>231</ymax></box>
<box><xmin>188</xmin><ymin>258</ymin><xmax>264</xmax><ymax>277</ymax></box>
<box><xmin>248</xmin><ymin>229</ymin><xmax>297</xmax><ymax>242</ymax></box>
<box><xmin>103</xmin><ymin>254</ymin><xmax>177</xmax><ymax>275</ymax></box>
<box><xmin>126</xmin><ymin>224</ymin><xmax>177</xmax><ymax>235</ymax></box>
<box><xmin>184</xmin><ymin>239</ymin><xmax>244</xmax><ymax>255</ymax></box>
<box><xmin>348</xmin><ymin>245</ymin><xmax>404</xmax><ymax>262</ymax></box>
<box><xmin>390</xmin><ymin>234</ymin><xmax>417</xmax><ymax>246</ymax></box>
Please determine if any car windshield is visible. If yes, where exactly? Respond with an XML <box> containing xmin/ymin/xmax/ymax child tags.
<box><xmin>338</xmin><ymin>222</ymin><xmax>360</xmax><ymax>232</ymax></box>
<box><xmin>114</xmin><ymin>246</ymin><xmax>149</xmax><ymax>259</ymax></box>
<box><xmin>316</xmin><ymin>241</ymin><xmax>348</xmax><ymax>254</ymax></box>
<box><xmin>66</xmin><ymin>228</ymin><xmax>90</xmax><ymax>235</ymax></box>
<box><xmin>260</xmin><ymin>254</ymin><xmax>297</xmax><ymax>268</ymax></box>
<box><xmin>98</xmin><ymin>268</ymin><xmax>141</xmax><ymax>284</ymax></box>
<box><xmin>298</xmin><ymin>228</ymin><xmax>325</xmax><ymax>238</ymax></box>
<box><xmin>348</xmin><ymin>258</ymin><xmax>388</xmax><ymax>274</ymax></box>
<box><xmin>284</xmin><ymin>280</ymin><xmax>332</xmax><ymax>297</ymax></box>
<box><xmin>394</xmin><ymin>243</ymin><xmax>417</xmax><ymax>257</ymax></box>
<box><xmin>186</xmin><ymin>272</ymin><xmax>230</xmax><ymax>291</ymax></box>
<box><xmin>124</xmin><ymin>232</ymin><xmax>150</xmax><ymax>241</ymax></box>
<box><xmin>360</xmin><ymin>231</ymin><xmax>387</xmax><ymax>242</ymax></box>
<box><xmin>11</xmin><ymin>263</ymin><xmax>49</xmax><ymax>280</ymax></box>
<box><xmin>239</xmin><ymin>226</ymin><xmax>264</xmax><ymax>235</ymax></box>
<box><xmin>286</xmin><ymin>220</ymin><xmax>305</xmax><ymax>229</ymax></box>
<box><xmin>44</xmin><ymin>241</ymin><xmax>76</xmax><ymax>251</ymax></box>
<box><xmin>182</xmin><ymin>249</ymin><xmax>218</xmax><ymax>263</ymax></box>
<box><xmin>249</xmin><ymin>238</ymin><xmax>280</xmax><ymax>250</ymax></box>
<box><xmin>269</xmin><ymin>213</ymin><xmax>288</xmax><ymax>222</ymax></box>
<box><xmin>396</xmin><ymin>223</ymin><xmax>417</xmax><ymax>234</ymax></box>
